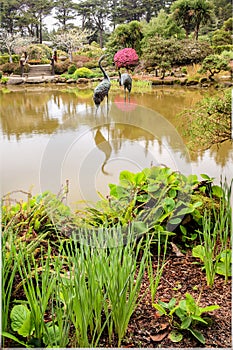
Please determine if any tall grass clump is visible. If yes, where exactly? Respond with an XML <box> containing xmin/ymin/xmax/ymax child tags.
<box><xmin>1</xmin><ymin>229</ymin><xmax>18</xmax><ymax>347</ymax></box>
<box><xmin>58</xmin><ymin>225</ymin><xmax>150</xmax><ymax>347</ymax></box>
<box><xmin>192</xmin><ymin>179</ymin><xmax>232</xmax><ymax>287</ymax></box>
<box><xmin>147</xmin><ymin>230</ymin><xmax>170</xmax><ymax>303</ymax></box>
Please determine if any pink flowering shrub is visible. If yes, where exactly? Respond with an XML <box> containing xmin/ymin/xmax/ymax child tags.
<box><xmin>114</xmin><ymin>48</ymin><xmax>139</xmax><ymax>69</ymax></box>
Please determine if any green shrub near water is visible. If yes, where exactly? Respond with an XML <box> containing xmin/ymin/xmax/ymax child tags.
<box><xmin>72</xmin><ymin>67</ymin><xmax>95</xmax><ymax>79</ymax></box>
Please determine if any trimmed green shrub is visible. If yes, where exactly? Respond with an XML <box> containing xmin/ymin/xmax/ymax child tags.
<box><xmin>72</xmin><ymin>67</ymin><xmax>95</xmax><ymax>79</ymax></box>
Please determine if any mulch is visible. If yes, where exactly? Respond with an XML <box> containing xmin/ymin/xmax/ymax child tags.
<box><xmin>4</xmin><ymin>249</ymin><xmax>232</xmax><ymax>348</ymax></box>
<box><xmin>100</xmin><ymin>250</ymin><xmax>232</xmax><ymax>348</ymax></box>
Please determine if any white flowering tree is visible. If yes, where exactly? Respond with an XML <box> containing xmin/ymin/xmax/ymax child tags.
<box><xmin>51</xmin><ymin>28</ymin><xmax>92</xmax><ymax>61</ymax></box>
<box><xmin>0</xmin><ymin>31</ymin><xmax>34</xmax><ymax>62</ymax></box>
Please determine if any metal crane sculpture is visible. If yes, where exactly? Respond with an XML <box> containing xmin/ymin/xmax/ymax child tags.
<box><xmin>118</xmin><ymin>70</ymin><xmax>132</xmax><ymax>102</ymax></box>
<box><xmin>93</xmin><ymin>55</ymin><xmax>111</xmax><ymax>109</ymax></box>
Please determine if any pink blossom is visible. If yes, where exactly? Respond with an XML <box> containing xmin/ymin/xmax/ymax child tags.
<box><xmin>114</xmin><ymin>48</ymin><xmax>139</xmax><ymax>69</ymax></box>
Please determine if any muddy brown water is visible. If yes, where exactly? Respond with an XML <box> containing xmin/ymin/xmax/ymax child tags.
<box><xmin>1</xmin><ymin>85</ymin><xmax>232</xmax><ymax>209</ymax></box>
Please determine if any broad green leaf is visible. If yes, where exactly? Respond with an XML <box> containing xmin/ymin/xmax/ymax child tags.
<box><xmin>192</xmin><ymin>201</ymin><xmax>203</xmax><ymax>208</ymax></box>
<box><xmin>164</xmin><ymin>197</ymin><xmax>175</xmax><ymax>211</ymax></box>
<box><xmin>134</xmin><ymin>172</ymin><xmax>146</xmax><ymax>185</ymax></box>
<box><xmin>169</xmin><ymin>217</ymin><xmax>182</xmax><ymax>225</ymax></box>
<box><xmin>216</xmin><ymin>262</ymin><xmax>232</xmax><ymax>276</ymax></box>
<box><xmin>175</xmin><ymin>206</ymin><xmax>194</xmax><ymax>216</ymax></box>
<box><xmin>192</xmin><ymin>245</ymin><xmax>205</xmax><ymax>262</ymax></box>
<box><xmin>185</xmin><ymin>293</ymin><xmax>198</xmax><ymax>314</ymax></box>
<box><xmin>109</xmin><ymin>184</ymin><xmax>128</xmax><ymax>199</ymax></box>
<box><xmin>188</xmin><ymin>328</ymin><xmax>205</xmax><ymax>344</ymax></box>
<box><xmin>211</xmin><ymin>185</ymin><xmax>224</xmax><ymax>198</ymax></box>
<box><xmin>43</xmin><ymin>324</ymin><xmax>60</xmax><ymax>346</ymax></box>
<box><xmin>119</xmin><ymin>170</ymin><xmax>135</xmax><ymax>186</ymax></box>
<box><xmin>167</xmin><ymin>297</ymin><xmax>177</xmax><ymax>309</ymax></box>
<box><xmin>181</xmin><ymin>316</ymin><xmax>192</xmax><ymax>329</ymax></box>
<box><xmin>200</xmin><ymin>174</ymin><xmax>211</xmax><ymax>180</ymax></box>
<box><xmin>147</xmin><ymin>184</ymin><xmax>160</xmax><ymax>192</ymax></box>
<box><xmin>168</xmin><ymin>330</ymin><xmax>183</xmax><ymax>342</ymax></box>
<box><xmin>10</xmin><ymin>305</ymin><xmax>34</xmax><ymax>337</ymax></box>
<box><xmin>169</xmin><ymin>189</ymin><xmax>177</xmax><ymax>198</ymax></box>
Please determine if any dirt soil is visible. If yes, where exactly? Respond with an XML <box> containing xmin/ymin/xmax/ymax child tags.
<box><xmin>100</xmin><ymin>250</ymin><xmax>232</xmax><ymax>348</ymax></box>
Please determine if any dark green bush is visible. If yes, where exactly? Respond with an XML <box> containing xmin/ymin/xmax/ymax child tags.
<box><xmin>0</xmin><ymin>71</ymin><xmax>2</xmax><ymax>79</ymax></box>
<box><xmin>68</xmin><ymin>64</ymin><xmax>77</xmax><ymax>74</ymax></box>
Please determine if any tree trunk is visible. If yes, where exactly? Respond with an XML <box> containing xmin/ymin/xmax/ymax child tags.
<box><xmin>39</xmin><ymin>15</ymin><xmax>43</xmax><ymax>43</ymax></box>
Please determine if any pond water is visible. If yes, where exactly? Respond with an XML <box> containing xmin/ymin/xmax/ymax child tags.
<box><xmin>1</xmin><ymin>85</ymin><xmax>232</xmax><ymax>209</ymax></box>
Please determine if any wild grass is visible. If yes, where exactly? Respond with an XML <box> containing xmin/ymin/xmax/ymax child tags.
<box><xmin>193</xmin><ymin>179</ymin><xmax>232</xmax><ymax>287</ymax></box>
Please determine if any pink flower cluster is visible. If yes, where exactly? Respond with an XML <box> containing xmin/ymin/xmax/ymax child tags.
<box><xmin>114</xmin><ymin>48</ymin><xmax>139</xmax><ymax>69</ymax></box>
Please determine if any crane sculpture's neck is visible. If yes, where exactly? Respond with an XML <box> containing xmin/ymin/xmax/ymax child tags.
<box><xmin>118</xmin><ymin>70</ymin><xmax>122</xmax><ymax>85</ymax></box>
<box><xmin>99</xmin><ymin>55</ymin><xmax>110</xmax><ymax>82</ymax></box>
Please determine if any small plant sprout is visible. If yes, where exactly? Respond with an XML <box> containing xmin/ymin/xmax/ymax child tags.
<box><xmin>153</xmin><ymin>293</ymin><xmax>220</xmax><ymax>344</ymax></box>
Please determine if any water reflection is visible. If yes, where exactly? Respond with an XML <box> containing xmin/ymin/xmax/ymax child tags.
<box><xmin>0</xmin><ymin>86</ymin><xmax>232</xmax><ymax>207</ymax></box>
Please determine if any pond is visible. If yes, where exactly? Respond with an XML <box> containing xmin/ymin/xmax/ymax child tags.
<box><xmin>1</xmin><ymin>85</ymin><xmax>232</xmax><ymax>209</ymax></box>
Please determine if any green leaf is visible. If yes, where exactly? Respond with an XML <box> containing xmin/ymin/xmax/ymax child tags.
<box><xmin>169</xmin><ymin>217</ymin><xmax>182</xmax><ymax>225</ymax></box>
<box><xmin>134</xmin><ymin>171</ymin><xmax>146</xmax><ymax>186</ymax></box>
<box><xmin>200</xmin><ymin>174</ymin><xmax>211</xmax><ymax>180</ymax></box>
<box><xmin>109</xmin><ymin>184</ymin><xmax>128</xmax><ymax>199</ymax></box>
<box><xmin>192</xmin><ymin>315</ymin><xmax>208</xmax><ymax>324</ymax></box>
<box><xmin>153</xmin><ymin>303</ymin><xmax>167</xmax><ymax>315</ymax></box>
<box><xmin>192</xmin><ymin>245</ymin><xmax>205</xmax><ymax>262</ymax></box>
<box><xmin>181</xmin><ymin>316</ymin><xmax>192</xmax><ymax>329</ymax></box>
<box><xmin>192</xmin><ymin>201</ymin><xmax>203</xmax><ymax>208</ymax></box>
<box><xmin>199</xmin><ymin>305</ymin><xmax>220</xmax><ymax>314</ymax></box>
<box><xmin>10</xmin><ymin>305</ymin><xmax>34</xmax><ymax>337</ymax></box>
<box><xmin>168</xmin><ymin>330</ymin><xmax>183</xmax><ymax>342</ymax></box>
<box><xmin>169</xmin><ymin>189</ymin><xmax>177</xmax><ymax>198</ymax></box>
<box><xmin>1</xmin><ymin>331</ymin><xmax>29</xmax><ymax>347</ymax></box>
<box><xmin>211</xmin><ymin>185</ymin><xmax>224</xmax><ymax>198</ymax></box>
<box><xmin>216</xmin><ymin>262</ymin><xmax>232</xmax><ymax>276</ymax></box>
<box><xmin>119</xmin><ymin>170</ymin><xmax>135</xmax><ymax>186</ymax></box>
<box><xmin>188</xmin><ymin>328</ymin><xmax>205</xmax><ymax>344</ymax></box>
<box><xmin>43</xmin><ymin>324</ymin><xmax>60</xmax><ymax>346</ymax></box>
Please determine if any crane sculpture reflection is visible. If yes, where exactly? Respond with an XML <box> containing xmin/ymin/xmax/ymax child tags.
<box><xmin>118</xmin><ymin>71</ymin><xmax>132</xmax><ymax>102</ymax></box>
<box><xmin>93</xmin><ymin>55</ymin><xmax>111</xmax><ymax>108</ymax></box>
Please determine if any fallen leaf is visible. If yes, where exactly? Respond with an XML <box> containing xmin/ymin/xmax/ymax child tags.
<box><xmin>150</xmin><ymin>331</ymin><xmax>168</xmax><ymax>342</ymax></box>
<box><xmin>159</xmin><ymin>323</ymin><xmax>169</xmax><ymax>331</ymax></box>
<box><xmin>170</xmin><ymin>242</ymin><xmax>184</xmax><ymax>256</ymax></box>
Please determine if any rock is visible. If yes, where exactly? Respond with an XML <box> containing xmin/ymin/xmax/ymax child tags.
<box><xmin>77</xmin><ymin>78</ymin><xmax>89</xmax><ymax>84</ymax></box>
<box><xmin>66</xmin><ymin>79</ymin><xmax>76</xmax><ymax>84</ymax></box>
<box><xmin>7</xmin><ymin>77</ymin><xmax>25</xmax><ymax>85</ymax></box>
